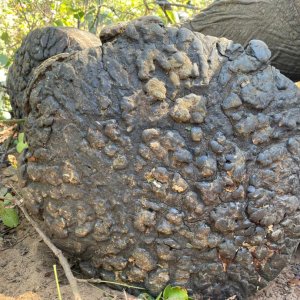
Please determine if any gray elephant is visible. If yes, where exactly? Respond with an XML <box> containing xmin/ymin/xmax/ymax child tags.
<box><xmin>7</xmin><ymin>16</ymin><xmax>300</xmax><ymax>300</ymax></box>
<box><xmin>184</xmin><ymin>0</ymin><xmax>300</xmax><ymax>81</ymax></box>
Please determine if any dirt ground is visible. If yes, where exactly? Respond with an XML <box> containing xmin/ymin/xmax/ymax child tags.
<box><xmin>0</xmin><ymin>132</ymin><xmax>299</xmax><ymax>300</ymax></box>
<box><xmin>0</xmin><ymin>219</ymin><xmax>136</xmax><ymax>300</ymax></box>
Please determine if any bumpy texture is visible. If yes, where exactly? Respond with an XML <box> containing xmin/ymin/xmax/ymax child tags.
<box><xmin>183</xmin><ymin>0</ymin><xmax>300</xmax><ymax>81</ymax></box>
<box><xmin>7</xmin><ymin>27</ymin><xmax>101</xmax><ymax>118</ymax></box>
<box><xmin>9</xmin><ymin>17</ymin><xmax>300</xmax><ymax>299</ymax></box>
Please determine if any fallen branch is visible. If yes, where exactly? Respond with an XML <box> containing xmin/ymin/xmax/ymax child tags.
<box><xmin>76</xmin><ymin>278</ymin><xmax>145</xmax><ymax>290</ymax></box>
<box><xmin>0</xmin><ymin>119</ymin><xmax>26</xmax><ymax>125</ymax></box>
<box><xmin>10</xmin><ymin>185</ymin><xmax>83</xmax><ymax>300</ymax></box>
<box><xmin>156</xmin><ymin>0</ymin><xmax>200</xmax><ymax>10</ymax></box>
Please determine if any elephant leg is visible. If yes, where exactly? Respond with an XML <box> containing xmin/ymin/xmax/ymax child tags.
<box><xmin>11</xmin><ymin>17</ymin><xmax>300</xmax><ymax>300</ymax></box>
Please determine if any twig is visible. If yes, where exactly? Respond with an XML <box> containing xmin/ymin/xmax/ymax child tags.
<box><xmin>15</xmin><ymin>0</ymin><xmax>35</xmax><ymax>30</ymax></box>
<box><xmin>123</xmin><ymin>290</ymin><xmax>128</xmax><ymax>300</ymax></box>
<box><xmin>89</xmin><ymin>4</ymin><xmax>102</xmax><ymax>33</ymax></box>
<box><xmin>76</xmin><ymin>278</ymin><xmax>145</xmax><ymax>290</ymax></box>
<box><xmin>0</xmin><ymin>119</ymin><xmax>26</xmax><ymax>125</ymax></box>
<box><xmin>9</xmin><ymin>185</ymin><xmax>83</xmax><ymax>300</ymax></box>
<box><xmin>161</xmin><ymin>8</ymin><xmax>173</xmax><ymax>23</ymax></box>
<box><xmin>156</xmin><ymin>0</ymin><xmax>200</xmax><ymax>10</ymax></box>
<box><xmin>143</xmin><ymin>0</ymin><xmax>151</xmax><ymax>14</ymax></box>
<box><xmin>167</xmin><ymin>2</ymin><xmax>199</xmax><ymax>9</ymax></box>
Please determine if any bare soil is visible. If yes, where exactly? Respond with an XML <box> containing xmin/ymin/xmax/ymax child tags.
<box><xmin>0</xmin><ymin>219</ymin><xmax>135</xmax><ymax>300</ymax></box>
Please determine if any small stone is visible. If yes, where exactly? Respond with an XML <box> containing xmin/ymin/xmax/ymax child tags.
<box><xmin>191</xmin><ymin>112</ymin><xmax>205</xmax><ymax>123</ymax></box>
<box><xmin>113</xmin><ymin>154</ymin><xmax>128</xmax><ymax>170</ymax></box>
<box><xmin>166</xmin><ymin>208</ymin><xmax>183</xmax><ymax>225</ymax></box>
<box><xmin>104</xmin><ymin>144</ymin><xmax>118</xmax><ymax>157</ymax></box>
<box><xmin>98</xmin><ymin>95</ymin><xmax>112</xmax><ymax>110</ymax></box>
<box><xmin>87</xmin><ymin>128</ymin><xmax>107</xmax><ymax>149</ymax></box>
<box><xmin>138</xmin><ymin>144</ymin><xmax>152</xmax><ymax>160</ymax></box>
<box><xmin>104</xmin><ymin>121</ymin><xmax>120</xmax><ymax>140</ymax></box>
<box><xmin>222</xmin><ymin>93</ymin><xmax>242</xmax><ymax>110</ymax></box>
<box><xmin>131</xmin><ymin>248</ymin><xmax>156</xmax><ymax>271</ymax></box>
<box><xmin>246</xmin><ymin>40</ymin><xmax>271</xmax><ymax>63</ymax></box>
<box><xmin>149</xmin><ymin>141</ymin><xmax>168</xmax><ymax>160</ymax></box>
<box><xmin>210</xmin><ymin>140</ymin><xmax>224</xmax><ymax>154</ymax></box>
<box><xmin>173</xmin><ymin>149</ymin><xmax>193</xmax><ymax>163</ymax></box>
<box><xmin>146</xmin><ymin>269</ymin><xmax>170</xmax><ymax>295</ymax></box>
<box><xmin>142</xmin><ymin>128</ymin><xmax>160</xmax><ymax>143</ymax></box>
<box><xmin>157</xmin><ymin>244</ymin><xmax>175</xmax><ymax>261</ymax></box>
<box><xmin>196</xmin><ymin>155</ymin><xmax>217</xmax><ymax>177</ymax></box>
<box><xmin>191</xmin><ymin>63</ymin><xmax>200</xmax><ymax>77</ymax></box>
<box><xmin>172</xmin><ymin>172</ymin><xmax>189</xmax><ymax>193</ymax></box>
<box><xmin>152</xmin><ymin>167</ymin><xmax>170</xmax><ymax>183</ymax></box>
<box><xmin>134</xmin><ymin>209</ymin><xmax>156</xmax><ymax>232</ymax></box>
<box><xmin>169</xmin><ymin>71</ymin><xmax>180</xmax><ymax>88</ymax></box>
<box><xmin>145</xmin><ymin>78</ymin><xmax>166</xmax><ymax>101</ymax></box>
<box><xmin>157</xmin><ymin>219</ymin><xmax>173</xmax><ymax>235</ymax></box>
<box><xmin>215</xmin><ymin>132</ymin><xmax>226</xmax><ymax>144</ymax></box>
<box><xmin>62</xmin><ymin>162</ymin><xmax>80</xmax><ymax>184</ymax></box>
<box><xmin>163</xmin><ymin>130</ymin><xmax>186</xmax><ymax>150</ymax></box>
<box><xmin>287</xmin><ymin>137</ymin><xmax>300</xmax><ymax>156</ymax></box>
<box><xmin>75</xmin><ymin>222</ymin><xmax>94</xmax><ymax>237</ymax></box>
<box><xmin>184</xmin><ymin>191</ymin><xmax>203</xmax><ymax>211</ymax></box>
<box><xmin>170</xmin><ymin>93</ymin><xmax>207</xmax><ymax>123</ymax></box>
<box><xmin>235</xmin><ymin>114</ymin><xmax>258</xmax><ymax>136</ymax></box>
<box><xmin>127</xmin><ymin>267</ymin><xmax>147</xmax><ymax>282</ymax></box>
<box><xmin>191</xmin><ymin>127</ymin><xmax>203</xmax><ymax>142</ymax></box>
<box><xmin>93</xmin><ymin>218</ymin><xmax>113</xmax><ymax>241</ymax></box>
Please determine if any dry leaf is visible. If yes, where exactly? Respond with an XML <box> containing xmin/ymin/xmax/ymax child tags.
<box><xmin>7</xmin><ymin>154</ymin><xmax>17</xmax><ymax>169</ymax></box>
<box><xmin>0</xmin><ymin>125</ymin><xmax>16</xmax><ymax>143</ymax></box>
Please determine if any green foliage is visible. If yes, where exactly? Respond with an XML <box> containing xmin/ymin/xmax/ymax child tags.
<box><xmin>16</xmin><ymin>132</ymin><xmax>28</xmax><ymax>153</ymax></box>
<box><xmin>164</xmin><ymin>9</ymin><xmax>178</xmax><ymax>24</ymax></box>
<box><xmin>138</xmin><ymin>285</ymin><xmax>192</xmax><ymax>300</ymax></box>
<box><xmin>163</xmin><ymin>285</ymin><xmax>190</xmax><ymax>300</ymax></box>
<box><xmin>0</xmin><ymin>54</ymin><xmax>9</xmax><ymax>67</ymax></box>
<box><xmin>0</xmin><ymin>191</ymin><xmax>19</xmax><ymax>228</ymax></box>
<box><xmin>0</xmin><ymin>202</ymin><xmax>19</xmax><ymax>228</ymax></box>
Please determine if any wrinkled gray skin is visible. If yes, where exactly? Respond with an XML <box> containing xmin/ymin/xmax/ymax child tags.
<box><xmin>7</xmin><ymin>27</ymin><xmax>101</xmax><ymax>118</ymax></box>
<box><xmin>184</xmin><ymin>0</ymin><xmax>300</xmax><ymax>81</ymax></box>
<box><xmin>7</xmin><ymin>17</ymin><xmax>300</xmax><ymax>300</ymax></box>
